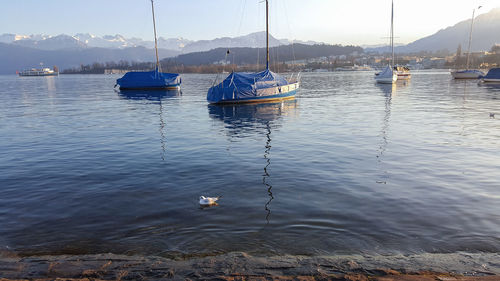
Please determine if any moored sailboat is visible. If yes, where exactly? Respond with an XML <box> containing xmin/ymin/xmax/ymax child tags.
<box><xmin>451</xmin><ymin>6</ymin><xmax>485</xmax><ymax>79</ymax></box>
<box><xmin>375</xmin><ymin>0</ymin><xmax>398</xmax><ymax>84</ymax></box>
<box><xmin>116</xmin><ymin>0</ymin><xmax>180</xmax><ymax>90</ymax></box>
<box><xmin>394</xmin><ymin>66</ymin><xmax>411</xmax><ymax>80</ymax></box>
<box><xmin>207</xmin><ymin>0</ymin><xmax>299</xmax><ymax>104</ymax></box>
<box><xmin>479</xmin><ymin>68</ymin><xmax>500</xmax><ymax>84</ymax></box>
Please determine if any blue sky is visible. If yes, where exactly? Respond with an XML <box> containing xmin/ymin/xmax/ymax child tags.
<box><xmin>1</xmin><ymin>0</ymin><xmax>499</xmax><ymax>45</ymax></box>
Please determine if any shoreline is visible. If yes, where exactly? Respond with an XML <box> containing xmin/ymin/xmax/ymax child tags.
<box><xmin>1</xmin><ymin>251</ymin><xmax>499</xmax><ymax>280</ymax></box>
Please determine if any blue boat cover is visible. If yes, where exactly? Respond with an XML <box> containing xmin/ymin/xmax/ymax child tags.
<box><xmin>456</xmin><ymin>69</ymin><xmax>484</xmax><ymax>74</ymax></box>
<box><xmin>116</xmin><ymin>70</ymin><xmax>181</xmax><ymax>89</ymax></box>
<box><xmin>483</xmin><ymin>68</ymin><xmax>500</xmax><ymax>78</ymax></box>
<box><xmin>207</xmin><ymin>69</ymin><xmax>290</xmax><ymax>103</ymax></box>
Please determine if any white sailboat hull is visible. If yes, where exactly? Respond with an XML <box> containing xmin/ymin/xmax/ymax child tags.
<box><xmin>376</xmin><ymin>75</ymin><xmax>398</xmax><ymax>84</ymax></box>
<box><xmin>451</xmin><ymin>70</ymin><xmax>484</xmax><ymax>79</ymax></box>
<box><xmin>375</xmin><ymin>66</ymin><xmax>398</xmax><ymax>84</ymax></box>
<box><xmin>479</xmin><ymin>78</ymin><xmax>500</xmax><ymax>84</ymax></box>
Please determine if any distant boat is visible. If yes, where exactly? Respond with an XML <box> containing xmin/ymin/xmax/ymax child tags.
<box><xmin>375</xmin><ymin>0</ymin><xmax>397</xmax><ymax>84</ymax></box>
<box><xmin>18</xmin><ymin>63</ymin><xmax>58</xmax><ymax>77</ymax></box>
<box><xmin>207</xmin><ymin>0</ymin><xmax>299</xmax><ymax>104</ymax></box>
<box><xmin>115</xmin><ymin>0</ymin><xmax>180</xmax><ymax>90</ymax></box>
<box><xmin>479</xmin><ymin>68</ymin><xmax>500</xmax><ymax>84</ymax></box>
<box><xmin>394</xmin><ymin>66</ymin><xmax>411</xmax><ymax>80</ymax></box>
<box><xmin>451</xmin><ymin>6</ymin><xmax>485</xmax><ymax>79</ymax></box>
<box><xmin>452</xmin><ymin>69</ymin><xmax>485</xmax><ymax>79</ymax></box>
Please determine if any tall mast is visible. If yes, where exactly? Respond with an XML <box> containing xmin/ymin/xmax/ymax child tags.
<box><xmin>391</xmin><ymin>0</ymin><xmax>394</xmax><ymax>67</ymax></box>
<box><xmin>151</xmin><ymin>0</ymin><xmax>160</xmax><ymax>72</ymax></box>
<box><xmin>466</xmin><ymin>6</ymin><xmax>481</xmax><ymax>70</ymax></box>
<box><xmin>266</xmin><ymin>0</ymin><xmax>270</xmax><ymax>70</ymax></box>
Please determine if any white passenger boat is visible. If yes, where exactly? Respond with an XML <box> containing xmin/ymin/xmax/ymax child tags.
<box><xmin>18</xmin><ymin>65</ymin><xmax>58</xmax><ymax>77</ymax></box>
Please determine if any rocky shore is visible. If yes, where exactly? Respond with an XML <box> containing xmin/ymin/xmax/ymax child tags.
<box><xmin>1</xmin><ymin>251</ymin><xmax>499</xmax><ymax>280</ymax></box>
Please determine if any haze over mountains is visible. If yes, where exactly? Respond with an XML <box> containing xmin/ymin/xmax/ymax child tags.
<box><xmin>0</xmin><ymin>32</ymin><xmax>323</xmax><ymax>74</ymax></box>
<box><xmin>367</xmin><ymin>7</ymin><xmax>500</xmax><ymax>53</ymax></box>
<box><xmin>0</xmin><ymin>31</ymin><xmax>319</xmax><ymax>53</ymax></box>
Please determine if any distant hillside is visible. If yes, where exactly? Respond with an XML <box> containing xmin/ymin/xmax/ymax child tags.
<box><xmin>165</xmin><ymin>44</ymin><xmax>362</xmax><ymax>66</ymax></box>
<box><xmin>367</xmin><ymin>7</ymin><xmax>500</xmax><ymax>53</ymax></box>
<box><xmin>0</xmin><ymin>43</ymin><xmax>179</xmax><ymax>74</ymax></box>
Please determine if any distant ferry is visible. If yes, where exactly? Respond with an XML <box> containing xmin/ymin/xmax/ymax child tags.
<box><xmin>18</xmin><ymin>66</ymin><xmax>59</xmax><ymax>77</ymax></box>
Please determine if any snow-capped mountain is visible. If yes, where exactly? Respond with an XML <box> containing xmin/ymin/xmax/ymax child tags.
<box><xmin>0</xmin><ymin>32</ymin><xmax>319</xmax><ymax>52</ymax></box>
<box><xmin>181</xmin><ymin>31</ymin><xmax>283</xmax><ymax>53</ymax></box>
<box><xmin>0</xmin><ymin>33</ymin><xmax>49</xmax><ymax>44</ymax></box>
<box><xmin>181</xmin><ymin>31</ymin><xmax>322</xmax><ymax>53</ymax></box>
<box><xmin>11</xmin><ymin>34</ymin><xmax>86</xmax><ymax>50</ymax></box>
<box><xmin>0</xmin><ymin>33</ymin><xmax>193</xmax><ymax>51</ymax></box>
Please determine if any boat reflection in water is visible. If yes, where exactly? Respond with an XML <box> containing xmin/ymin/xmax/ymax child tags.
<box><xmin>117</xmin><ymin>89</ymin><xmax>181</xmax><ymax>101</ymax></box>
<box><xmin>118</xmin><ymin>89</ymin><xmax>181</xmax><ymax>160</ymax></box>
<box><xmin>208</xmin><ymin>100</ymin><xmax>298</xmax><ymax>223</ymax></box>
<box><xmin>375</xmin><ymin>82</ymin><xmax>408</xmax><ymax>185</ymax></box>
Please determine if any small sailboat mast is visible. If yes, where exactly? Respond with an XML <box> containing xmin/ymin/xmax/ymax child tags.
<box><xmin>450</xmin><ymin>5</ymin><xmax>484</xmax><ymax>79</ymax></box>
<box><xmin>151</xmin><ymin>0</ymin><xmax>160</xmax><ymax>71</ymax></box>
<box><xmin>465</xmin><ymin>6</ymin><xmax>481</xmax><ymax>70</ymax></box>
<box><xmin>115</xmin><ymin>0</ymin><xmax>181</xmax><ymax>90</ymax></box>
<box><xmin>375</xmin><ymin>0</ymin><xmax>398</xmax><ymax>84</ymax></box>
<box><xmin>266</xmin><ymin>0</ymin><xmax>270</xmax><ymax>70</ymax></box>
<box><xmin>391</xmin><ymin>0</ymin><xmax>394</xmax><ymax>68</ymax></box>
<box><xmin>206</xmin><ymin>0</ymin><xmax>299</xmax><ymax>104</ymax></box>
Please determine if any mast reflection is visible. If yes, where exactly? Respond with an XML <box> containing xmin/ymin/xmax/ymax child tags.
<box><xmin>375</xmin><ymin>83</ymin><xmax>400</xmax><ymax>185</ymax></box>
<box><xmin>263</xmin><ymin>122</ymin><xmax>273</xmax><ymax>223</ymax></box>
<box><xmin>208</xmin><ymin>100</ymin><xmax>298</xmax><ymax>223</ymax></box>
<box><xmin>118</xmin><ymin>89</ymin><xmax>181</xmax><ymax>160</ymax></box>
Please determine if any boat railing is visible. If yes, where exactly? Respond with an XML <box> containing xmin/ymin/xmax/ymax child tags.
<box><xmin>212</xmin><ymin>73</ymin><xmax>222</xmax><ymax>87</ymax></box>
<box><xmin>288</xmin><ymin>72</ymin><xmax>301</xmax><ymax>84</ymax></box>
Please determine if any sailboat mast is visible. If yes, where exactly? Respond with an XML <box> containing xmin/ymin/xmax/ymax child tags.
<box><xmin>466</xmin><ymin>7</ymin><xmax>478</xmax><ymax>70</ymax></box>
<box><xmin>266</xmin><ymin>0</ymin><xmax>270</xmax><ymax>70</ymax></box>
<box><xmin>151</xmin><ymin>0</ymin><xmax>160</xmax><ymax>71</ymax></box>
<box><xmin>391</xmin><ymin>0</ymin><xmax>394</xmax><ymax>68</ymax></box>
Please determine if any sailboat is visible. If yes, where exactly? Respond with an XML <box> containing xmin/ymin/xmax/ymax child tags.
<box><xmin>479</xmin><ymin>68</ymin><xmax>500</xmax><ymax>84</ymax></box>
<box><xmin>207</xmin><ymin>0</ymin><xmax>300</xmax><ymax>104</ymax></box>
<box><xmin>375</xmin><ymin>0</ymin><xmax>398</xmax><ymax>84</ymax></box>
<box><xmin>116</xmin><ymin>0</ymin><xmax>181</xmax><ymax>90</ymax></box>
<box><xmin>451</xmin><ymin>6</ymin><xmax>485</xmax><ymax>79</ymax></box>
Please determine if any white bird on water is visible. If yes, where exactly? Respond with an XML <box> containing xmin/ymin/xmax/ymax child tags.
<box><xmin>199</xmin><ymin>195</ymin><xmax>222</xmax><ymax>206</ymax></box>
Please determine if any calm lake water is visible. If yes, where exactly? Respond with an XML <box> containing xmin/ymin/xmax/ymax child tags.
<box><xmin>0</xmin><ymin>71</ymin><xmax>499</xmax><ymax>258</ymax></box>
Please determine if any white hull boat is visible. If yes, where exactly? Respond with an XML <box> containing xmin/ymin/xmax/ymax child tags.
<box><xmin>375</xmin><ymin>66</ymin><xmax>398</xmax><ymax>84</ymax></box>
<box><xmin>451</xmin><ymin>70</ymin><xmax>484</xmax><ymax>79</ymax></box>
<box><xmin>451</xmin><ymin>7</ymin><xmax>483</xmax><ymax>80</ymax></box>
<box><xmin>374</xmin><ymin>0</ymin><xmax>398</xmax><ymax>84</ymax></box>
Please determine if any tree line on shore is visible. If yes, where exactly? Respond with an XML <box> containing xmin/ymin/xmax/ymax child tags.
<box><xmin>62</xmin><ymin>44</ymin><xmax>500</xmax><ymax>74</ymax></box>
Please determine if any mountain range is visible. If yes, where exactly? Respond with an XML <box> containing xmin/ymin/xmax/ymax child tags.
<box><xmin>0</xmin><ymin>32</ymin><xmax>323</xmax><ymax>74</ymax></box>
<box><xmin>0</xmin><ymin>31</ymin><xmax>320</xmax><ymax>53</ymax></box>
<box><xmin>1</xmin><ymin>7</ymin><xmax>500</xmax><ymax>74</ymax></box>
<box><xmin>367</xmin><ymin>7</ymin><xmax>500</xmax><ymax>53</ymax></box>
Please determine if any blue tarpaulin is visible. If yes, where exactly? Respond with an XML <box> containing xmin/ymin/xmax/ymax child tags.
<box><xmin>207</xmin><ymin>69</ymin><xmax>290</xmax><ymax>103</ymax></box>
<box><xmin>116</xmin><ymin>70</ymin><xmax>181</xmax><ymax>90</ymax></box>
<box><xmin>483</xmin><ymin>68</ymin><xmax>500</xmax><ymax>79</ymax></box>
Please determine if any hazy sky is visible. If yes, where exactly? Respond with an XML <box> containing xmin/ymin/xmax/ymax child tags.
<box><xmin>2</xmin><ymin>0</ymin><xmax>500</xmax><ymax>46</ymax></box>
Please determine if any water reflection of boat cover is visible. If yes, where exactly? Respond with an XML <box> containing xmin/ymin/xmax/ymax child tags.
<box><xmin>208</xmin><ymin>100</ymin><xmax>298</xmax><ymax>224</ymax></box>
<box><xmin>208</xmin><ymin>100</ymin><xmax>298</xmax><ymax>135</ymax></box>
<box><xmin>117</xmin><ymin>89</ymin><xmax>181</xmax><ymax>101</ymax></box>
